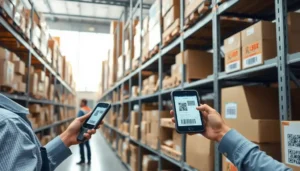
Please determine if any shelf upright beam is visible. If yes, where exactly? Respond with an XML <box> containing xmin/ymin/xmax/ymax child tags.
<box><xmin>275</xmin><ymin>0</ymin><xmax>291</xmax><ymax>121</ymax></box>
<box><xmin>25</xmin><ymin>4</ymin><xmax>34</xmax><ymax>107</ymax></box>
<box><xmin>138</xmin><ymin>0</ymin><xmax>143</xmax><ymax>170</ymax></box>
<box><xmin>212</xmin><ymin>0</ymin><xmax>222</xmax><ymax>171</ymax></box>
<box><xmin>179</xmin><ymin>0</ymin><xmax>186</xmax><ymax>170</ymax></box>
<box><xmin>129</xmin><ymin>0</ymin><xmax>133</xmax><ymax>72</ymax></box>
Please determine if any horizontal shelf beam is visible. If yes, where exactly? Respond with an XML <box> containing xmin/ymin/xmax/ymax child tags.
<box><xmin>34</xmin><ymin>117</ymin><xmax>75</xmax><ymax>133</ymax></box>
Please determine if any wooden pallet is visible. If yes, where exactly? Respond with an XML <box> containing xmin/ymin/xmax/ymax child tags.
<box><xmin>162</xmin><ymin>19</ymin><xmax>180</xmax><ymax>47</ymax></box>
<box><xmin>161</xmin><ymin>145</ymin><xmax>182</xmax><ymax>161</ymax></box>
<box><xmin>184</xmin><ymin>0</ymin><xmax>211</xmax><ymax>30</ymax></box>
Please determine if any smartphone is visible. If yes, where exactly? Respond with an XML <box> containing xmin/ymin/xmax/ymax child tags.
<box><xmin>77</xmin><ymin>102</ymin><xmax>111</xmax><ymax>142</ymax></box>
<box><xmin>171</xmin><ymin>90</ymin><xmax>205</xmax><ymax>133</ymax></box>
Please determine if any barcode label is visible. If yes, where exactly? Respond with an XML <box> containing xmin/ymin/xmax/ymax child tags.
<box><xmin>187</xmin><ymin>101</ymin><xmax>195</xmax><ymax>106</ymax></box>
<box><xmin>179</xmin><ymin>103</ymin><xmax>188</xmax><ymax>111</ymax></box>
<box><xmin>243</xmin><ymin>54</ymin><xmax>262</xmax><ymax>68</ymax></box>
<box><xmin>181</xmin><ymin>119</ymin><xmax>196</xmax><ymax>125</ymax></box>
<box><xmin>225</xmin><ymin>103</ymin><xmax>237</xmax><ymax>119</ymax></box>
<box><xmin>226</xmin><ymin>61</ymin><xmax>240</xmax><ymax>73</ymax></box>
<box><xmin>284</xmin><ymin>122</ymin><xmax>300</xmax><ymax>167</ymax></box>
<box><xmin>88</xmin><ymin>120</ymin><xmax>96</xmax><ymax>124</ymax></box>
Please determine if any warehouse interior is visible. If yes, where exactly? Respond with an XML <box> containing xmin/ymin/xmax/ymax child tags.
<box><xmin>1</xmin><ymin>0</ymin><xmax>300</xmax><ymax>171</ymax></box>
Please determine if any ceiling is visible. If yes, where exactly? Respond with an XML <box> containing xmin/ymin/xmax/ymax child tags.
<box><xmin>31</xmin><ymin>0</ymin><xmax>154</xmax><ymax>24</ymax></box>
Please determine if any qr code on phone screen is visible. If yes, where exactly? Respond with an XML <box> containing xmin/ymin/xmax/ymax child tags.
<box><xmin>288</xmin><ymin>134</ymin><xmax>300</xmax><ymax>148</ymax></box>
<box><xmin>179</xmin><ymin>103</ymin><xmax>187</xmax><ymax>111</ymax></box>
<box><xmin>288</xmin><ymin>149</ymin><xmax>300</xmax><ymax>165</ymax></box>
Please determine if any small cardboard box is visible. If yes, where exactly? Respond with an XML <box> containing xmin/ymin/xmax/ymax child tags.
<box><xmin>224</xmin><ymin>32</ymin><xmax>242</xmax><ymax>73</ymax></box>
<box><xmin>142</xmin><ymin>155</ymin><xmax>159</xmax><ymax>170</ymax></box>
<box><xmin>186</xmin><ymin>134</ymin><xmax>214</xmax><ymax>171</ymax></box>
<box><xmin>0</xmin><ymin>59</ymin><xmax>15</xmax><ymax>86</ymax></box>
<box><xmin>150</xmin><ymin>122</ymin><xmax>159</xmax><ymax>136</ymax></box>
<box><xmin>29</xmin><ymin>104</ymin><xmax>41</xmax><ymax>114</ymax></box>
<box><xmin>281</xmin><ymin>121</ymin><xmax>300</xmax><ymax>171</ymax></box>
<box><xmin>176</xmin><ymin>50</ymin><xmax>213</xmax><ymax>81</ymax></box>
<box><xmin>0</xmin><ymin>47</ymin><xmax>11</xmax><ymax>60</ymax></box>
<box><xmin>241</xmin><ymin>21</ymin><xmax>277</xmax><ymax>69</ymax></box>
<box><xmin>141</xmin><ymin>121</ymin><xmax>148</xmax><ymax>143</ymax></box>
<box><xmin>151</xmin><ymin>110</ymin><xmax>170</xmax><ymax>122</ymax></box>
<box><xmin>163</xmin><ymin>6</ymin><xmax>180</xmax><ymax>31</ymax></box>
<box><xmin>36</xmin><ymin>70</ymin><xmax>46</xmax><ymax>83</ymax></box>
<box><xmin>222</xmin><ymin>86</ymin><xmax>280</xmax><ymax>143</ymax></box>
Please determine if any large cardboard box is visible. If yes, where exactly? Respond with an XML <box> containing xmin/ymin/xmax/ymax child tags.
<box><xmin>13</xmin><ymin>60</ymin><xmax>25</xmax><ymax>75</ymax></box>
<box><xmin>0</xmin><ymin>47</ymin><xmax>11</xmax><ymax>60</ymax></box>
<box><xmin>186</xmin><ymin>134</ymin><xmax>214</xmax><ymax>171</ymax></box>
<box><xmin>149</xmin><ymin>22</ymin><xmax>161</xmax><ymax>51</ymax></box>
<box><xmin>222</xmin><ymin>86</ymin><xmax>280</xmax><ymax>143</ymax></box>
<box><xmin>223</xmin><ymin>143</ymin><xmax>281</xmax><ymax>171</ymax></box>
<box><xmin>176</xmin><ymin>50</ymin><xmax>213</xmax><ymax>81</ymax></box>
<box><xmin>163</xmin><ymin>6</ymin><xmax>180</xmax><ymax>31</ymax></box>
<box><xmin>281</xmin><ymin>121</ymin><xmax>300</xmax><ymax>171</ymax></box>
<box><xmin>162</xmin><ymin>0</ymin><xmax>180</xmax><ymax>17</ymax></box>
<box><xmin>149</xmin><ymin>0</ymin><xmax>160</xmax><ymax>30</ymax></box>
<box><xmin>224</xmin><ymin>32</ymin><xmax>242</xmax><ymax>73</ymax></box>
<box><xmin>0</xmin><ymin>60</ymin><xmax>14</xmax><ymax>86</ymax></box>
<box><xmin>241</xmin><ymin>21</ymin><xmax>277</xmax><ymax>69</ymax></box>
<box><xmin>288</xmin><ymin>12</ymin><xmax>300</xmax><ymax>33</ymax></box>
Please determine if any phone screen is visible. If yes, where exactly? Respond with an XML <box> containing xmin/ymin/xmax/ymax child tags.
<box><xmin>174</xmin><ymin>95</ymin><xmax>202</xmax><ymax>127</ymax></box>
<box><xmin>86</xmin><ymin>107</ymin><xmax>107</xmax><ymax>126</ymax></box>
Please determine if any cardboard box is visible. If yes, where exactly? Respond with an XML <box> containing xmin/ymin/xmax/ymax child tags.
<box><xmin>224</xmin><ymin>32</ymin><xmax>242</xmax><ymax>73</ymax></box>
<box><xmin>48</xmin><ymin>84</ymin><xmax>54</xmax><ymax>100</ymax></box>
<box><xmin>151</xmin><ymin>110</ymin><xmax>170</xmax><ymax>122</ymax></box>
<box><xmin>141</xmin><ymin>121</ymin><xmax>148</xmax><ymax>143</ymax></box>
<box><xmin>175</xmin><ymin>50</ymin><xmax>213</xmax><ymax>81</ymax></box>
<box><xmin>29</xmin><ymin>104</ymin><xmax>41</xmax><ymax>114</ymax></box>
<box><xmin>117</xmin><ymin>55</ymin><xmax>124</xmax><ymax>79</ymax></box>
<box><xmin>10</xmin><ymin>53</ymin><xmax>19</xmax><ymax>61</ymax></box>
<box><xmin>281</xmin><ymin>121</ymin><xmax>300</xmax><ymax>171</ymax></box>
<box><xmin>142</xmin><ymin>155</ymin><xmax>159</xmax><ymax>170</ymax></box>
<box><xmin>134</xmin><ymin>34</ymin><xmax>141</xmax><ymax>59</ymax></box>
<box><xmin>161</xmin><ymin>118</ymin><xmax>175</xmax><ymax>128</ymax></box>
<box><xmin>162</xmin><ymin>0</ymin><xmax>180</xmax><ymax>17</ymax></box>
<box><xmin>241</xmin><ymin>21</ymin><xmax>277</xmax><ymax>69</ymax></box>
<box><xmin>163</xmin><ymin>6</ymin><xmax>180</xmax><ymax>31</ymax></box>
<box><xmin>30</xmin><ymin>73</ymin><xmax>38</xmax><ymax>95</ymax></box>
<box><xmin>36</xmin><ymin>70</ymin><xmax>46</xmax><ymax>83</ymax></box>
<box><xmin>173</xmin><ymin>130</ymin><xmax>182</xmax><ymax>152</ymax></box>
<box><xmin>149</xmin><ymin>0</ymin><xmax>160</xmax><ymax>29</ymax></box>
<box><xmin>0</xmin><ymin>47</ymin><xmax>10</xmax><ymax>60</ymax></box>
<box><xmin>143</xmin><ymin>16</ymin><xmax>149</xmax><ymax>35</ymax></box>
<box><xmin>185</xmin><ymin>0</ymin><xmax>205</xmax><ymax>18</ymax></box>
<box><xmin>17</xmin><ymin>82</ymin><xmax>26</xmax><ymax>93</ymax></box>
<box><xmin>131</xmin><ymin>157</ymin><xmax>138</xmax><ymax>171</ymax></box>
<box><xmin>222</xmin><ymin>86</ymin><xmax>280</xmax><ymax>143</ymax></box>
<box><xmin>288</xmin><ymin>12</ymin><xmax>300</xmax><ymax>32</ymax></box>
<box><xmin>149</xmin><ymin>22</ymin><xmax>161</xmax><ymax>51</ymax></box>
<box><xmin>13</xmin><ymin>60</ymin><xmax>25</xmax><ymax>75</ymax></box>
<box><xmin>0</xmin><ymin>60</ymin><xmax>14</xmax><ymax>86</ymax></box>
<box><xmin>186</xmin><ymin>134</ymin><xmax>214</xmax><ymax>171</ymax></box>
<box><xmin>142</xmin><ymin>33</ymin><xmax>149</xmax><ymax>58</ymax></box>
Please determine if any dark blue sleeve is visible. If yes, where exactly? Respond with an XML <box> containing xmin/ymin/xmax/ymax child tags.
<box><xmin>77</xmin><ymin>110</ymin><xmax>84</xmax><ymax>117</ymax></box>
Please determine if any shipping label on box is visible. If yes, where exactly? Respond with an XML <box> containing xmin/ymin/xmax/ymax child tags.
<box><xmin>282</xmin><ymin>121</ymin><xmax>300</xmax><ymax>169</ymax></box>
<box><xmin>242</xmin><ymin>41</ymin><xmax>262</xmax><ymax>69</ymax></box>
<box><xmin>225</xmin><ymin>103</ymin><xmax>238</xmax><ymax>119</ymax></box>
<box><xmin>225</xmin><ymin>49</ymin><xmax>241</xmax><ymax>73</ymax></box>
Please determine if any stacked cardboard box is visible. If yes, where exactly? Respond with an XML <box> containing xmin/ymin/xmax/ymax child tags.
<box><xmin>0</xmin><ymin>47</ymin><xmax>15</xmax><ymax>87</ymax></box>
<box><xmin>160</xmin><ymin>129</ymin><xmax>182</xmax><ymax>160</ymax></box>
<box><xmin>130</xmin><ymin>111</ymin><xmax>139</xmax><ymax>140</ymax></box>
<box><xmin>148</xmin><ymin>0</ymin><xmax>161</xmax><ymax>52</ymax></box>
<box><xmin>142</xmin><ymin>74</ymin><xmax>159</xmax><ymax>95</ymax></box>
<box><xmin>122</xmin><ymin>139</ymin><xmax>130</xmax><ymax>163</ymax></box>
<box><xmin>162</xmin><ymin>0</ymin><xmax>180</xmax><ymax>44</ymax></box>
<box><xmin>142</xmin><ymin>155</ymin><xmax>159</xmax><ymax>171</ymax></box>
<box><xmin>130</xmin><ymin>144</ymin><xmax>139</xmax><ymax>171</ymax></box>
<box><xmin>186</xmin><ymin>134</ymin><xmax>214</xmax><ymax>171</ymax></box>
<box><xmin>133</xmin><ymin>22</ymin><xmax>142</xmax><ymax>68</ymax></box>
<box><xmin>48</xmin><ymin>38</ymin><xmax>59</xmax><ymax>70</ymax></box>
<box><xmin>11</xmin><ymin>53</ymin><xmax>26</xmax><ymax>93</ymax></box>
<box><xmin>142</xmin><ymin>17</ymin><xmax>149</xmax><ymax>61</ymax></box>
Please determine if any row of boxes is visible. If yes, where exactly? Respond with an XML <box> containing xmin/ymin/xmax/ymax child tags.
<box><xmin>224</xmin><ymin>12</ymin><xmax>300</xmax><ymax>73</ymax></box>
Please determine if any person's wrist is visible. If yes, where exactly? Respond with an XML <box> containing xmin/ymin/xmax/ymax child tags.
<box><xmin>60</xmin><ymin>131</ymin><xmax>72</xmax><ymax>147</ymax></box>
<box><xmin>216</xmin><ymin>125</ymin><xmax>231</xmax><ymax>143</ymax></box>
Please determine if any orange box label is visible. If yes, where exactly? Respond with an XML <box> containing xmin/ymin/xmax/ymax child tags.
<box><xmin>226</xmin><ymin>49</ymin><xmax>240</xmax><ymax>65</ymax></box>
<box><xmin>244</xmin><ymin>41</ymin><xmax>261</xmax><ymax>59</ymax></box>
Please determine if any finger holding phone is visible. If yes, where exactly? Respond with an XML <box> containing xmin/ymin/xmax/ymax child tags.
<box><xmin>171</xmin><ymin>90</ymin><xmax>230</xmax><ymax>142</ymax></box>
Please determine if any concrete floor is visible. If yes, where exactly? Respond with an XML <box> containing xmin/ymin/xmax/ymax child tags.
<box><xmin>56</xmin><ymin>131</ymin><xmax>127</xmax><ymax>171</ymax></box>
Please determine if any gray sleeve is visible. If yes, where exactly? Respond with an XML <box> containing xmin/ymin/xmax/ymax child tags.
<box><xmin>0</xmin><ymin>119</ymin><xmax>40</xmax><ymax>171</ymax></box>
<box><xmin>219</xmin><ymin>129</ymin><xmax>291</xmax><ymax>171</ymax></box>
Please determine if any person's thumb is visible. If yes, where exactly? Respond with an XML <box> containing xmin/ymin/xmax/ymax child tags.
<box><xmin>78</xmin><ymin>112</ymin><xmax>91</xmax><ymax>122</ymax></box>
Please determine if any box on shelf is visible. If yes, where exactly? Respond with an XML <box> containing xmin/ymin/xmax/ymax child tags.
<box><xmin>142</xmin><ymin>16</ymin><xmax>149</xmax><ymax>36</ymax></box>
<box><xmin>0</xmin><ymin>47</ymin><xmax>11</xmax><ymax>60</ymax></box>
<box><xmin>132</xmin><ymin>86</ymin><xmax>139</xmax><ymax>97</ymax></box>
<box><xmin>185</xmin><ymin>0</ymin><xmax>209</xmax><ymax>18</ymax></box>
<box><xmin>0</xmin><ymin>59</ymin><xmax>14</xmax><ymax>86</ymax></box>
<box><xmin>29</xmin><ymin>104</ymin><xmax>41</xmax><ymax>114</ymax></box>
<box><xmin>13</xmin><ymin>60</ymin><xmax>25</xmax><ymax>75</ymax></box>
<box><xmin>117</xmin><ymin>55</ymin><xmax>124</xmax><ymax>80</ymax></box>
<box><xmin>10</xmin><ymin>53</ymin><xmax>19</xmax><ymax>61</ymax></box>
<box><xmin>142</xmin><ymin>33</ymin><xmax>149</xmax><ymax>60</ymax></box>
<box><xmin>175</xmin><ymin>50</ymin><xmax>213</xmax><ymax>82</ymax></box>
<box><xmin>149</xmin><ymin>22</ymin><xmax>161</xmax><ymax>52</ymax></box>
<box><xmin>222</xmin><ymin>86</ymin><xmax>280</xmax><ymax>143</ymax></box>
<box><xmin>186</xmin><ymin>134</ymin><xmax>214</xmax><ymax>171</ymax></box>
<box><xmin>281</xmin><ymin>121</ymin><xmax>300</xmax><ymax>171</ymax></box>
<box><xmin>162</xmin><ymin>0</ymin><xmax>180</xmax><ymax>17</ymax></box>
<box><xmin>241</xmin><ymin>21</ymin><xmax>277</xmax><ymax>69</ymax></box>
<box><xmin>36</xmin><ymin>70</ymin><xmax>46</xmax><ymax>83</ymax></box>
<box><xmin>29</xmin><ymin>73</ymin><xmax>38</xmax><ymax>95</ymax></box>
<box><xmin>224</xmin><ymin>32</ymin><xmax>242</xmax><ymax>73</ymax></box>
<box><xmin>134</xmin><ymin>33</ymin><xmax>141</xmax><ymax>60</ymax></box>
<box><xmin>142</xmin><ymin>155</ymin><xmax>159</xmax><ymax>171</ymax></box>
<box><xmin>172</xmin><ymin>130</ymin><xmax>182</xmax><ymax>152</ymax></box>
<box><xmin>163</xmin><ymin>5</ymin><xmax>180</xmax><ymax>31</ymax></box>
<box><xmin>148</xmin><ymin>0</ymin><xmax>161</xmax><ymax>30</ymax></box>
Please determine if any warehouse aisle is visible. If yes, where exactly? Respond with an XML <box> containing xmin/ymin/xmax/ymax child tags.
<box><xmin>56</xmin><ymin>131</ymin><xmax>126</xmax><ymax>171</ymax></box>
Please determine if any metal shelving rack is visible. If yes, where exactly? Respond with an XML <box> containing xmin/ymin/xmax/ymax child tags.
<box><xmin>100</xmin><ymin>0</ymin><xmax>300</xmax><ymax>170</ymax></box>
<box><xmin>0</xmin><ymin>0</ymin><xmax>76</xmax><ymax>133</ymax></box>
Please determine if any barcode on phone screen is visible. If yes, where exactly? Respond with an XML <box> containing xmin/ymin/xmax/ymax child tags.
<box><xmin>187</xmin><ymin>101</ymin><xmax>195</xmax><ymax>106</ymax></box>
<box><xmin>89</xmin><ymin>120</ymin><xmax>96</xmax><ymax>124</ymax></box>
<box><xmin>181</xmin><ymin>119</ymin><xmax>196</xmax><ymax>125</ymax></box>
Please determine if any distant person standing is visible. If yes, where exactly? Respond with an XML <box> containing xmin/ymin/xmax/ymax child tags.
<box><xmin>77</xmin><ymin>99</ymin><xmax>92</xmax><ymax>165</ymax></box>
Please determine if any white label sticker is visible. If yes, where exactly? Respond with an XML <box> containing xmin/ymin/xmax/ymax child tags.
<box><xmin>226</xmin><ymin>61</ymin><xmax>241</xmax><ymax>73</ymax></box>
<box><xmin>175</xmin><ymin>145</ymin><xmax>181</xmax><ymax>152</ymax></box>
<box><xmin>243</xmin><ymin>54</ymin><xmax>262</xmax><ymax>69</ymax></box>
<box><xmin>225</xmin><ymin>103</ymin><xmax>237</xmax><ymax>119</ymax></box>
<box><xmin>143</xmin><ymin>157</ymin><xmax>149</xmax><ymax>166</ymax></box>
<box><xmin>284</xmin><ymin>123</ymin><xmax>300</xmax><ymax>167</ymax></box>
<box><xmin>246</xmin><ymin>27</ymin><xmax>255</xmax><ymax>36</ymax></box>
<box><xmin>228</xmin><ymin>37</ymin><xmax>234</xmax><ymax>45</ymax></box>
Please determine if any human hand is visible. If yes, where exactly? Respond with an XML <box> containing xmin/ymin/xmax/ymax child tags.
<box><xmin>60</xmin><ymin>113</ymin><xmax>103</xmax><ymax>147</ymax></box>
<box><xmin>170</xmin><ymin>104</ymin><xmax>230</xmax><ymax>142</ymax></box>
